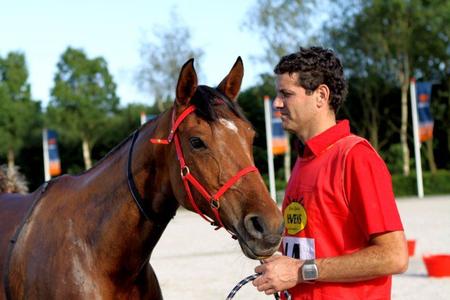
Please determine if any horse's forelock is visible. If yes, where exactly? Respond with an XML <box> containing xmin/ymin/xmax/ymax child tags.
<box><xmin>190</xmin><ymin>85</ymin><xmax>247</xmax><ymax>123</ymax></box>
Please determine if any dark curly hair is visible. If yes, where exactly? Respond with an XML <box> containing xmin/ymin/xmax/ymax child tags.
<box><xmin>274</xmin><ymin>47</ymin><xmax>347</xmax><ymax>112</ymax></box>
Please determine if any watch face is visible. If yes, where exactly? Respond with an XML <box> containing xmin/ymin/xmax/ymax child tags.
<box><xmin>302</xmin><ymin>264</ymin><xmax>318</xmax><ymax>280</ymax></box>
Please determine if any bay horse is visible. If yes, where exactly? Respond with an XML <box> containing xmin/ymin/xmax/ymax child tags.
<box><xmin>0</xmin><ymin>58</ymin><xmax>284</xmax><ymax>299</ymax></box>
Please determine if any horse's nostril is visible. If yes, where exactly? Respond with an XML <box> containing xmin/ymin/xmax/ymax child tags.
<box><xmin>251</xmin><ymin>216</ymin><xmax>264</xmax><ymax>234</ymax></box>
<box><xmin>244</xmin><ymin>214</ymin><xmax>266</xmax><ymax>239</ymax></box>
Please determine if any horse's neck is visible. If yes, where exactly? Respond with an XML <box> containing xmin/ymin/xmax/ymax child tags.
<box><xmin>73</xmin><ymin>110</ymin><xmax>178</xmax><ymax>277</ymax></box>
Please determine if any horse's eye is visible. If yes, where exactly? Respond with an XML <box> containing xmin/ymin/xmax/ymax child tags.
<box><xmin>189</xmin><ymin>137</ymin><xmax>207</xmax><ymax>150</ymax></box>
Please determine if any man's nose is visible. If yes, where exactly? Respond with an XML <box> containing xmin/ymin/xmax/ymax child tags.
<box><xmin>273</xmin><ymin>96</ymin><xmax>284</xmax><ymax>109</ymax></box>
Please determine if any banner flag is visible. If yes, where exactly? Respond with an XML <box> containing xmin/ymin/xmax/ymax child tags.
<box><xmin>272</xmin><ymin>105</ymin><xmax>288</xmax><ymax>155</ymax></box>
<box><xmin>43</xmin><ymin>129</ymin><xmax>61</xmax><ymax>181</ymax></box>
<box><xmin>416</xmin><ymin>82</ymin><xmax>433</xmax><ymax>142</ymax></box>
<box><xmin>47</xmin><ymin>129</ymin><xmax>61</xmax><ymax>176</ymax></box>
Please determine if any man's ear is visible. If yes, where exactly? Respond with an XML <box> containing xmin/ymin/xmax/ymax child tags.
<box><xmin>316</xmin><ymin>84</ymin><xmax>330</xmax><ymax>108</ymax></box>
<box><xmin>217</xmin><ymin>57</ymin><xmax>244</xmax><ymax>102</ymax></box>
<box><xmin>176</xmin><ymin>58</ymin><xmax>198</xmax><ymax>105</ymax></box>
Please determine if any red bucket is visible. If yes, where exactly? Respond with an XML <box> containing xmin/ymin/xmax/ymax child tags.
<box><xmin>407</xmin><ymin>240</ymin><xmax>416</xmax><ymax>256</ymax></box>
<box><xmin>423</xmin><ymin>254</ymin><xmax>450</xmax><ymax>277</ymax></box>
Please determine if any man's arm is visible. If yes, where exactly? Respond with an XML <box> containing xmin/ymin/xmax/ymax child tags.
<box><xmin>318</xmin><ymin>230</ymin><xmax>408</xmax><ymax>282</ymax></box>
<box><xmin>253</xmin><ymin>230</ymin><xmax>408</xmax><ymax>295</ymax></box>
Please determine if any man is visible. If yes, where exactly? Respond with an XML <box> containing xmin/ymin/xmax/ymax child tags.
<box><xmin>253</xmin><ymin>47</ymin><xmax>408</xmax><ymax>299</ymax></box>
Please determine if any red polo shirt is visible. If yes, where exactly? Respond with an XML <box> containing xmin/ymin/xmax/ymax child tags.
<box><xmin>282</xmin><ymin>120</ymin><xmax>403</xmax><ymax>300</ymax></box>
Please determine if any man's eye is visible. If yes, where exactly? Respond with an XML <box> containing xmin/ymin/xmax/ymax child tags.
<box><xmin>189</xmin><ymin>137</ymin><xmax>207</xmax><ymax>149</ymax></box>
<box><xmin>279</xmin><ymin>92</ymin><xmax>289</xmax><ymax>98</ymax></box>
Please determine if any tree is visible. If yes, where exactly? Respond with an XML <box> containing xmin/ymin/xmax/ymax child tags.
<box><xmin>136</xmin><ymin>10</ymin><xmax>204</xmax><ymax>112</ymax></box>
<box><xmin>325</xmin><ymin>6</ymin><xmax>401</xmax><ymax>152</ymax></box>
<box><xmin>48</xmin><ymin>47</ymin><xmax>119</xmax><ymax>170</ymax></box>
<box><xmin>338</xmin><ymin>73</ymin><xmax>400</xmax><ymax>152</ymax></box>
<box><xmin>93</xmin><ymin>103</ymin><xmax>152</xmax><ymax>159</ymax></box>
<box><xmin>325</xmin><ymin>0</ymin><xmax>450</xmax><ymax>175</ymax></box>
<box><xmin>0</xmin><ymin>52</ymin><xmax>40</xmax><ymax>172</ymax></box>
<box><xmin>242</xmin><ymin>0</ymin><xmax>317</xmax><ymax>67</ymax></box>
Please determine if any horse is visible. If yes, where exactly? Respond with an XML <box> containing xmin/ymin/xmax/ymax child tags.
<box><xmin>0</xmin><ymin>57</ymin><xmax>284</xmax><ymax>299</ymax></box>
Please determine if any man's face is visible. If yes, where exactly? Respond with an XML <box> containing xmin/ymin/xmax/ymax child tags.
<box><xmin>273</xmin><ymin>72</ymin><xmax>319</xmax><ymax>138</ymax></box>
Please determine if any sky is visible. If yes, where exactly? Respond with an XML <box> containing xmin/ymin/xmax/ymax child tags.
<box><xmin>0</xmin><ymin>0</ymin><xmax>269</xmax><ymax>108</ymax></box>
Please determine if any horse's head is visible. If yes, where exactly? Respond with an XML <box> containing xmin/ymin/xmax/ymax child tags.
<box><xmin>166</xmin><ymin>58</ymin><xmax>283</xmax><ymax>259</ymax></box>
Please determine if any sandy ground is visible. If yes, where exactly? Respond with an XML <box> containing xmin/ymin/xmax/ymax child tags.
<box><xmin>151</xmin><ymin>195</ymin><xmax>450</xmax><ymax>299</ymax></box>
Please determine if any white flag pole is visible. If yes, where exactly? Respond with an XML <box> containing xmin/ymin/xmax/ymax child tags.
<box><xmin>409</xmin><ymin>79</ymin><xmax>424</xmax><ymax>198</ymax></box>
<box><xmin>42</xmin><ymin>128</ymin><xmax>50</xmax><ymax>182</ymax></box>
<box><xmin>263</xmin><ymin>96</ymin><xmax>277</xmax><ymax>202</ymax></box>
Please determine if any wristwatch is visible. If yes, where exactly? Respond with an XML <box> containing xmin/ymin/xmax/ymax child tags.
<box><xmin>301</xmin><ymin>259</ymin><xmax>319</xmax><ymax>281</ymax></box>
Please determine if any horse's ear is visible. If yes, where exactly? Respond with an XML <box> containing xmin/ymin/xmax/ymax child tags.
<box><xmin>217</xmin><ymin>57</ymin><xmax>244</xmax><ymax>102</ymax></box>
<box><xmin>176</xmin><ymin>58</ymin><xmax>198</xmax><ymax>105</ymax></box>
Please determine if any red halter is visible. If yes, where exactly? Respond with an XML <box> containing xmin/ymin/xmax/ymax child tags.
<box><xmin>150</xmin><ymin>105</ymin><xmax>258</xmax><ymax>233</ymax></box>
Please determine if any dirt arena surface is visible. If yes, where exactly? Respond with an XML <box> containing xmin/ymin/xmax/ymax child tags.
<box><xmin>151</xmin><ymin>195</ymin><xmax>450</xmax><ymax>299</ymax></box>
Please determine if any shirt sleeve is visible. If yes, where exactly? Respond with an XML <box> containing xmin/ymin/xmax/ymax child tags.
<box><xmin>344</xmin><ymin>142</ymin><xmax>404</xmax><ymax>239</ymax></box>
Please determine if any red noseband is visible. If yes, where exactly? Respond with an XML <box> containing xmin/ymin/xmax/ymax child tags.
<box><xmin>150</xmin><ymin>105</ymin><xmax>258</xmax><ymax>234</ymax></box>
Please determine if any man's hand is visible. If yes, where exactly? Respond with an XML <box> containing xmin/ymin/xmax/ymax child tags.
<box><xmin>252</xmin><ymin>255</ymin><xmax>303</xmax><ymax>295</ymax></box>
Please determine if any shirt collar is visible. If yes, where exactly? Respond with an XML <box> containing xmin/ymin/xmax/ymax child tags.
<box><xmin>302</xmin><ymin>120</ymin><xmax>351</xmax><ymax>158</ymax></box>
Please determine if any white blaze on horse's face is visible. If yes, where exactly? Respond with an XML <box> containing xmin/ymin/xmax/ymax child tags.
<box><xmin>219</xmin><ymin>118</ymin><xmax>238</xmax><ymax>133</ymax></box>
<box><xmin>217</xmin><ymin>118</ymin><xmax>252</xmax><ymax>161</ymax></box>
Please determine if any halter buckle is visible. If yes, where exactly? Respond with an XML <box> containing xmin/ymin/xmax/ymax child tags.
<box><xmin>180</xmin><ymin>166</ymin><xmax>190</xmax><ymax>178</ymax></box>
<box><xmin>167</xmin><ymin>130</ymin><xmax>174</xmax><ymax>142</ymax></box>
<box><xmin>210</xmin><ymin>198</ymin><xmax>220</xmax><ymax>209</ymax></box>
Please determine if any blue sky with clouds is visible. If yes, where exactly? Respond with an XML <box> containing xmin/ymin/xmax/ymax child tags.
<box><xmin>1</xmin><ymin>0</ymin><xmax>269</xmax><ymax>107</ymax></box>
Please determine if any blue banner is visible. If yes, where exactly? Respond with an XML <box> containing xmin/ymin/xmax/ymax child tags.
<box><xmin>416</xmin><ymin>82</ymin><xmax>433</xmax><ymax>142</ymax></box>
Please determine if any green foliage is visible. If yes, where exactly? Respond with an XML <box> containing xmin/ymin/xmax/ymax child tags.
<box><xmin>383</xmin><ymin>143</ymin><xmax>405</xmax><ymax>174</ymax></box>
<box><xmin>392</xmin><ymin>170</ymin><xmax>450</xmax><ymax>197</ymax></box>
<box><xmin>92</xmin><ymin>103</ymin><xmax>150</xmax><ymax>160</ymax></box>
<box><xmin>47</xmin><ymin>47</ymin><xmax>119</xmax><ymax>167</ymax></box>
<box><xmin>327</xmin><ymin>0</ymin><xmax>450</xmax><ymax>80</ymax></box>
<box><xmin>0</xmin><ymin>52</ymin><xmax>41</xmax><ymax>163</ymax></box>
<box><xmin>324</xmin><ymin>0</ymin><xmax>450</xmax><ymax>174</ymax></box>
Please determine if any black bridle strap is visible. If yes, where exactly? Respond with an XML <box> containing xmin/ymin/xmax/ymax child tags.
<box><xmin>127</xmin><ymin>129</ymin><xmax>165</xmax><ymax>222</ymax></box>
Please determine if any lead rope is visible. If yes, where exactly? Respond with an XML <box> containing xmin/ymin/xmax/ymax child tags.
<box><xmin>226</xmin><ymin>261</ymin><xmax>291</xmax><ymax>300</ymax></box>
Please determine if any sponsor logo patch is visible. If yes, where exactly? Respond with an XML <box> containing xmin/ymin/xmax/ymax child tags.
<box><xmin>284</xmin><ymin>201</ymin><xmax>307</xmax><ymax>234</ymax></box>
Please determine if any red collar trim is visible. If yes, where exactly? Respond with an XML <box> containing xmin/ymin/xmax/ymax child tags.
<box><xmin>303</xmin><ymin>120</ymin><xmax>351</xmax><ymax>157</ymax></box>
